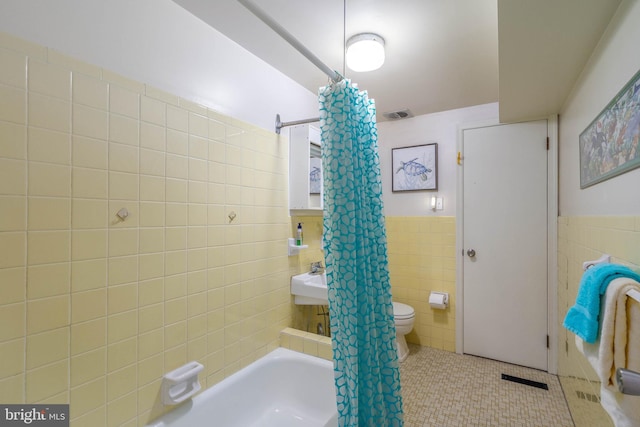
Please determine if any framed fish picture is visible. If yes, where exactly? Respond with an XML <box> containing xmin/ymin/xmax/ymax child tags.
<box><xmin>392</xmin><ymin>143</ymin><xmax>438</xmax><ymax>192</ymax></box>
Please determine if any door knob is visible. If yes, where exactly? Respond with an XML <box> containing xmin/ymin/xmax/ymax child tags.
<box><xmin>467</xmin><ymin>249</ymin><xmax>476</xmax><ymax>257</ymax></box>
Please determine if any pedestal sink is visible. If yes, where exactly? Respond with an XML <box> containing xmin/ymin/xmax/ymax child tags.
<box><xmin>290</xmin><ymin>272</ymin><xmax>328</xmax><ymax>305</ymax></box>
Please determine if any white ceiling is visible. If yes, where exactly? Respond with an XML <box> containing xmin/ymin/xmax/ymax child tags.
<box><xmin>173</xmin><ymin>0</ymin><xmax>621</xmax><ymax>123</ymax></box>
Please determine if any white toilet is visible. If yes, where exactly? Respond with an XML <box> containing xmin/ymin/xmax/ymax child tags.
<box><xmin>392</xmin><ymin>302</ymin><xmax>415</xmax><ymax>362</ymax></box>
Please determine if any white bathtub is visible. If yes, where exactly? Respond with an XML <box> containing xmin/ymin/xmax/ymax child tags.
<box><xmin>147</xmin><ymin>348</ymin><xmax>338</xmax><ymax>427</ymax></box>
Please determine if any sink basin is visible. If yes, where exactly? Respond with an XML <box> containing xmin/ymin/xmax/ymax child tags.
<box><xmin>290</xmin><ymin>272</ymin><xmax>328</xmax><ymax>305</ymax></box>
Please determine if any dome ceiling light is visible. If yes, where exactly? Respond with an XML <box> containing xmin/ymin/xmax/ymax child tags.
<box><xmin>345</xmin><ymin>33</ymin><xmax>385</xmax><ymax>72</ymax></box>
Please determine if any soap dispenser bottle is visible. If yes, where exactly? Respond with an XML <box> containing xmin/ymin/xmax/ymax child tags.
<box><xmin>296</xmin><ymin>223</ymin><xmax>303</xmax><ymax>246</ymax></box>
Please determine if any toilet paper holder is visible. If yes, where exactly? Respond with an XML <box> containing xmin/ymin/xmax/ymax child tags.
<box><xmin>429</xmin><ymin>291</ymin><xmax>449</xmax><ymax>309</ymax></box>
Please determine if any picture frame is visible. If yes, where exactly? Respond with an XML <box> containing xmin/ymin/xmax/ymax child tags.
<box><xmin>579</xmin><ymin>68</ymin><xmax>640</xmax><ymax>189</ymax></box>
<box><xmin>392</xmin><ymin>143</ymin><xmax>438</xmax><ymax>192</ymax></box>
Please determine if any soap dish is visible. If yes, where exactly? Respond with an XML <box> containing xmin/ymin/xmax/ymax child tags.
<box><xmin>161</xmin><ymin>361</ymin><xmax>204</xmax><ymax>405</ymax></box>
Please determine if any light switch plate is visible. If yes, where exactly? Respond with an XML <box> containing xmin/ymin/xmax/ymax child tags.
<box><xmin>436</xmin><ymin>197</ymin><xmax>443</xmax><ymax>210</ymax></box>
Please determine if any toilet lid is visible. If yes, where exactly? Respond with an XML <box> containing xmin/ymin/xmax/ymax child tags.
<box><xmin>392</xmin><ymin>302</ymin><xmax>414</xmax><ymax>319</ymax></box>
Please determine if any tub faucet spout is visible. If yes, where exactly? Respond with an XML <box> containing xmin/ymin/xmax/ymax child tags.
<box><xmin>310</xmin><ymin>261</ymin><xmax>324</xmax><ymax>275</ymax></box>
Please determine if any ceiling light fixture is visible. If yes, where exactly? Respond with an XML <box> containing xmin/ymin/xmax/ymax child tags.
<box><xmin>346</xmin><ymin>33</ymin><xmax>385</xmax><ymax>72</ymax></box>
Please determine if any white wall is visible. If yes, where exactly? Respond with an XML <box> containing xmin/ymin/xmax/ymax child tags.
<box><xmin>0</xmin><ymin>0</ymin><xmax>318</xmax><ymax>131</ymax></box>
<box><xmin>559</xmin><ymin>0</ymin><xmax>640</xmax><ymax>216</ymax></box>
<box><xmin>378</xmin><ymin>103</ymin><xmax>499</xmax><ymax>216</ymax></box>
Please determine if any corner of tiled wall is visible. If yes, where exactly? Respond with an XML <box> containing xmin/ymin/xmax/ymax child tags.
<box><xmin>289</xmin><ymin>214</ymin><xmax>324</xmax><ymax>271</ymax></box>
<box><xmin>0</xmin><ymin>31</ymin><xmax>294</xmax><ymax>426</ymax></box>
<box><xmin>289</xmin><ymin>214</ymin><xmax>326</xmax><ymax>333</ymax></box>
<box><xmin>279</xmin><ymin>327</ymin><xmax>332</xmax><ymax>361</ymax></box>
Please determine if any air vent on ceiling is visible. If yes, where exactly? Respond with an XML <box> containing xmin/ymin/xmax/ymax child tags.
<box><xmin>382</xmin><ymin>109</ymin><xmax>414</xmax><ymax>120</ymax></box>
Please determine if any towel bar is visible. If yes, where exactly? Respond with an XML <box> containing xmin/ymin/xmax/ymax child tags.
<box><xmin>626</xmin><ymin>288</ymin><xmax>640</xmax><ymax>303</ymax></box>
<box><xmin>617</xmin><ymin>369</ymin><xmax>640</xmax><ymax>395</ymax></box>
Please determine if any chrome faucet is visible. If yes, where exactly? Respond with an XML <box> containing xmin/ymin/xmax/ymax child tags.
<box><xmin>310</xmin><ymin>261</ymin><xmax>324</xmax><ymax>275</ymax></box>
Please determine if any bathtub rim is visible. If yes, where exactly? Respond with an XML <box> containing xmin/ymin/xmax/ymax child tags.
<box><xmin>145</xmin><ymin>347</ymin><xmax>336</xmax><ymax>427</ymax></box>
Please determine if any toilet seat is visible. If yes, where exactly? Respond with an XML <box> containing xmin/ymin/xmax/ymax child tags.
<box><xmin>393</xmin><ymin>302</ymin><xmax>415</xmax><ymax>320</ymax></box>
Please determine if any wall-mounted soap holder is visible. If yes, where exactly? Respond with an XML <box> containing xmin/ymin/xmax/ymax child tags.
<box><xmin>161</xmin><ymin>361</ymin><xmax>204</xmax><ymax>405</ymax></box>
<box><xmin>288</xmin><ymin>237</ymin><xmax>308</xmax><ymax>256</ymax></box>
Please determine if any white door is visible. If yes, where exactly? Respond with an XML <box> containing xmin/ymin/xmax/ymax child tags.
<box><xmin>462</xmin><ymin>120</ymin><xmax>548</xmax><ymax>371</ymax></box>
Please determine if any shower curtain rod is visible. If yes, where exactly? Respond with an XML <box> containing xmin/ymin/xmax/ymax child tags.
<box><xmin>237</xmin><ymin>0</ymin><xmax>342</xmax><ymax>84</ymax></box>
<box><xmin>275</xmin><ymin>114</ymin><xmax>319</xmax><ymax>134</ymax></box>
<box><xmin>236</xmin><ymin>0</ymin><xmax>340</xmax><ymax>134</ymax></box>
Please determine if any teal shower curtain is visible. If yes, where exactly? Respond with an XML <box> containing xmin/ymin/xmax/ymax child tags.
<box><xmin>319</xmin><ymin>79</ymin><xmax>404</xmax><ymax>426</ymax></box>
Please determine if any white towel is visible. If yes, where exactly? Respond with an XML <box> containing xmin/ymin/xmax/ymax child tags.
<box><xmin>599</xmin><ymin>278</ymin><xmax>640</xmax><ymax>387</ymax></box>
<box><xmin>623</xmin><ymin>292</ymin><xmax>640</xmax><ymax>374</ymax></box>
<box><xmin>575</xmin><ymin>277</ymin><xmax>640</xmax><ymax>427</ymax></box>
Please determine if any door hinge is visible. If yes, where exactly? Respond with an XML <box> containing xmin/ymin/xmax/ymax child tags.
<box><xmin>546</xmin><ymin>137</ymin><xmax>549</xmax><ymax>150</ymax></box>
<box><xmin>546</xmin><ymin>335</ymin><xmax>550</xmax><ymax>348</ymax></box>
<box><xmin>565</xmin><ymin>339</ymin><xmax>569</xmax><ymax>354</ymax></box>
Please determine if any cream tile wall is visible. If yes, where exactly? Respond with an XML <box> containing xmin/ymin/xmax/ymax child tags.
<box><xmin>296</xmin><ymin>214</ymin><xmax>637</xmax><ymax>364</ymax></box>
<box><xmin>289</xmin><ymin>215</ymin><xmax>324</xmax><ymax>275</ymax></box>
<box><xmin>387</xmin><ymin>216</ymin><xmax>457</xmax><ymax>351</ymax></box>
<box><xmin>288</xmin><ymin>215</ymin><xmax>457</xmax><ymax>352</ymax></box>
<box><xmin>289</xmin><ymin>215</ymin><xmax>327</xmax><ymax>333</ymax></box>
<box><xmin>0</xmin><ymin>32</ymin><xmax>293</xmax><ymax>426</ymax></box>
<box><xmin>557</xmin><ymin>216</ymin><xmax>640</xmax><ymax>391</ymax></box>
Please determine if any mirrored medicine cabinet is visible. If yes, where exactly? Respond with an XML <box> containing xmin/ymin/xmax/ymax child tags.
<box><xmin>289</xmin><ymin>124</ymin><xmax>323</xmax><ymax>213</ymax></box>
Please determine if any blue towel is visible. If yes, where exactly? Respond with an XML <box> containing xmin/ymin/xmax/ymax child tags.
<box><xmin>563</xmin><ymin>263</ymin><xmax>640</xmax><ymax>343</ymax></box>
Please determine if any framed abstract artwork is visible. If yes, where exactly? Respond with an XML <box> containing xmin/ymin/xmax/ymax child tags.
<box><xmin>579</xmin><ymin>68</ymin><xmax>640</xmax><ymax>188</ymax></box>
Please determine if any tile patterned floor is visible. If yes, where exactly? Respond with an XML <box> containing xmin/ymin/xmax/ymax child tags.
<box><xmin>559</xmin><ymin>376</ymin><xmax>613</xmax><ymax>427</ymax></box>
<box><xmin>399</xmin><ymin>344</ymin><xmax>575</xmax><ymax>427</ymax></box>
